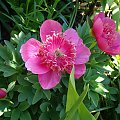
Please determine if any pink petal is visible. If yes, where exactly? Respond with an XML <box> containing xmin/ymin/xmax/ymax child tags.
<box><xmin>40</xmin><ymin>20</ymin><xmax>62</xmax><ymax>42</ymax></box>
<box><xmin>105</xmin><ymin>46</ymin><xmax>120</xmax><ymax>55</ymax></box>
<box><xmin>115</xmin><ymin>33</ymin><xmax>120</xmax><ymax>46</ymax></box>
<box><xmin>38</xmin><ymin>70</ymin><xmax>61</xmax><ymax>89</ymax></box>
<box><xmin>117</xmin><ymin>32</ymin><xmax>120</xmax><ymax>38</ymax></box>
<box><xmin>65</xmin><ymin>64</ymin><xmax>86</xmax><ymax>79</ymax></box>
<box><xmin>103</xmin><ymin>18</ymin><xmax>116</xmax><ymax>30</ymax></box>
<box><xmin>0</xmin><ymin>88</ymin><xmax>7</xmax><ymax>99</ymax></box>
<box><xmin>111</xmin><ymin>32</ymin><xmax>120</xmax><ymax>47</ymax></box>
<box><xmin>63</xmin><ymin>28</ymin><xmax>80</xmax><ymax>45</ymax></box>
<box><xmin>97</xmin><ymin>36</ymin><xmax>120</xmax><ymax>55</ymax></box>
<box><xmin>94</xmin><ymin>12</ymin><xmax>105</xmax><ymax>22</ymax></box>
<box><xmin>25</xmin><ymin>57</ymin><xmax>50</xmax><ymax>74</ymax></box>
<box><xmin>93</xmin><ymin>18</ymin><xmax>103</xmax><ymax>37</ymax></box>
<box><xmin>20</xmin><ymin>38</ymin><xmax>41</xmax><ymax>62</ymax></box>
<box><xmin>105</xmin><ymin>38</ymin><xmax>120</xmax><ymax>55</ymax></box>
<box><xmin>74</xmin><ymin>64</ymin><xmax>86</xmax><ymax>79</ymax></box>
<box><xmin>96</xmin><ymin>37</ymin><xmax>109</xmax><ymax>51</ymax></box>
<box><xmin>75</xmin><ymin>41</ymin><xmax>91</xmax><ymax>64</ymax></box>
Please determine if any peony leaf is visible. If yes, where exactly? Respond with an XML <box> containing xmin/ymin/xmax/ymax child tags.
<box><xmin>60</xmin><ymin>68</ymin><xmax>96</xmax><ymax>120</ymax></box>
<box><xmin>20</xmin><ymin>111</ymin><xmax>32</xmax><ymax>120</ymax></box>
<box><xmin>18</xmin><ymin>101</ymin><xmax>30</xmax><ymax>111</ymax></box>
<box><xmin>7</xmin><ymin>81</ymin><xmax>16</xmax><ymax>92</ymax></box>
<box><xmin>0</xmin><ymin>64</ymin><xmax>17</xmax><ymax>77</ymax></box>
<box><xmin>111</xmin><ymin>2</ymin><xmax>120</xmax><ymax>30</ymax></box>
<box><xmin>100</xmin><ymin>0</ymin><xmax>107</xmax><ymax>11</ymax></box>
<box><xmin>11</xmin><ymin>108</ymin><xmax>20</xmax><ymax>120</ymax></box>
<box><xmin>32</xmin><ymin>89</ymin><xmax>43</xmax><ymax>104</ymax></box>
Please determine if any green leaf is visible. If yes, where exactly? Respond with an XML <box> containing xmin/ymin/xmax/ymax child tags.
<box><xmin>4</xmin><ymin>40</ymin><xmax>15</xmax><ymax>53</ymax></box>
<box><xmin>0</xmin><ymin>0</ymin><xmax>9</xmax><ymax>13</ymax></box>
<box><xmin>40</xmin><ymin>102</ymin><xmax>50</xmax><ymax>112</ymax></box>
<box><xmin>18</xmin><ymin>93</ymin><xmax>27</xmax><ymax>102</ymax></box>
<box><xmin>18</xmin><ymin>86</ymin><xmax>34</xmax><ymax>105</ymax></box>
<box><xmin>11</xmin><ymin>109</ymin><xmax>20</xmax><ymax>120</ymax></box>
<box><xmin>4</xmin><ymin>40</ymin><xmax>20</xmax><ymax>63</ymax></box>
<box><xmin>111</xmin><ymin>2</ymin><xmax>120</xmax><ymax>30</ymax></box>
<box><xmin>108</xmin><ymin>0</ymin><xmax>114</xmax><ymax>6</ymax></box>
<box><xmin>85</xmin><ymin>67</ymin><xmax>92</xmax><ymax>79</ymax></box>
<box><xmin>49</xmin><ymin>0</ymin><xmax>60</xmax><ymax>18</ymax></box>
<box><xmin>60</xmin><ymin>109</ymin><xmax>65</xmax><ymax>118</ymax></box>
<box><xmin>0</xmin><ymin>100</ymin><xmax>10</xmax><ymax>110</ymax></box>
<box><xmin>25</xmin><ymin>75</ymin><xmax>38</xmax><ymax>84</ymax></box>
<box><xmin>16</xmin><ymin>32</ymin><xmax>31</xmax><ymax>52</ymax></box>
<box><xmin>32</xmin><ymin>82</ymin><xmax>41</xmax><ymax>89</ymax></box>
<box><xmin>66</xmin><ymin>68</ymin><xmax>77</xmax><ymax>112</ymax></box>
<box><xmin>61</xmin><ymin>68</ymin><xmax>96</xmax><ymax>120</ymax></box>
<box><xmin>4</xmin><ymin>111</ymin><xmax>11</xmax><ymax>117</ymax></box>
<box><xmin>43</xmin><ymin>90</ymin><xmax>51</xmax><ymax>100</ymax></box>
<box><xmin>36</xmin><ymin>12</ymin><xmax>44</xmax><ymax>22</ymax></box>
<box><xmin>20</xmin><ymin>111</ymin><xmax>32</xmax><ymax>120</ymax></box>
<box><xmin>32</xmin><ymin>89</ymin><xmax>43</xmax><ymax>104</ymax></box>
<box><xmin>77</xmin><ymin>22</ymin><xmax>90</xmax><ymax>39</ymax></box>
<box><xmin>115</xmin><ymin>103</ymin><xmax>120</xmax><ymax>114</ymax></box>
<box><xmin>18</xmin><ymin>101</ymin><xmax>30</xmax><ymax>111</ymax></box>
<box><xmin>0</xmin><ymin>64</ymin><xmax>17</xmax><ymax>77</ymax></box>
<box><xmin>7</xmin><ymin>81</ymin><xmax>16</xmax><ymax>92</ymax></box>
<box><xmin>0</xmin><ymin>44</ymin><xmax>12</xmax><ymax>61</ymax></box>
<box><xmin>88</xmin><ymin>91</ymin><xmax>99</xmax><ymax>107</ymax></box>
<box><xmin>100</xmin><ymin>0</ymin><xmax>107</xmax><ymax>10</ymax></box>
<box><xmin>78</xmin><ymin>103</ymin><xmax>96</xmax><ymax>120</ymax></box>
<box><xmin>92</xmin><ymin>83</ymin><xmax>109</xmax><ymax>97</ymax></box>
<box><xmin>39</xmin><ymin>113</ymin><xmax>49</xmax><ymax>120</ymax></box>
<box><xmin>17</xmin><ymin>75</ymin><xmax>31</xmax><ymax>86</ymax></box>
<box><xmin>108</xmin><ymin>87</ymin><xmax>118</xmax><ymax>94</ymax></box>
<box><xmin>94</xmin><ymin>112</ymin><xmax>100</xmax><ymax>120</ymax></box>
<box><xmin>65</xmin><ymin>85</ymin><xmax>89</xmax><ymax>120</ymax></box>
<box><xmin>0</xmin><ymin>57</ymin><xmax>4</xmax><ymax>63</ymax></box>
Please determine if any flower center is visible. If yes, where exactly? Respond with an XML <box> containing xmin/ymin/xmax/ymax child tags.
<box><xmin>54</xmin><ymin>48</ymin><xmax>62</xmax><ymax>58</ymax></box>
<box><xmin>103</xmin><ymin>23</ymin><xmax>116</xmax><ymax>46</ymax></box>
<box><xmin>39</xmin><ymin>33</ymin><xmax>76</xmax><ymax>72</ymax></box>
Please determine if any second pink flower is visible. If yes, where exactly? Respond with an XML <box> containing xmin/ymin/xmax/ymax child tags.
<box><xmin>93</xmin><ymin>12</ymin><xmax>120</xmax><ymax>55</ymax></box>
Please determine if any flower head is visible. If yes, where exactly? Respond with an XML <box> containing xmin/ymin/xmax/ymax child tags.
<box><xmin>0</xmin><ymin>88</ymin><xmax>7</xmax><ymax>99</ymax></box>
<box><xmin>93</xmin><ymin>12</ymin><xmax>120</xmax><ymax>55</ymax></box>
<box><xmin>20</xmin><ymin>20</ymin><xmax>91</xmax><ymax>89</ymax></box>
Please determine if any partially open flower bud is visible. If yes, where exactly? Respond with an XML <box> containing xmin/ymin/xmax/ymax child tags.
<box><xmin>0</xmin><ymin>88</ymin><xmax>7</xmax><ymax>99</ymax></box>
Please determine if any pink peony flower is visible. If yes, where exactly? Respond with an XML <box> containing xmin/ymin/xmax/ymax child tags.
<box><xmin>93</xmin><ymin>12</ymin><xmax>120</xmax><ymax>55</ymax></box>
<box><xmin>20</xmin><ymin>20</ymin><xmax>91</xmax><ymax>89</ymax></box>
<box><xmin>0</xmin><ymin>88</ymin><xmax>7</xmax><ymax>99</ymax></box>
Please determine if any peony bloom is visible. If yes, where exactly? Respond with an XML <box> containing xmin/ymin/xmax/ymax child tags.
<box><xmin>0</xmin><ymin>88</ymin><xmax>7</xmax><ymax>99</ymax></box>
<box><xmin>20</xmin><ymin>20</ymin><xmax>91</xmax><ymax>89</ymax></box>
<box><xmin>93</xmin><ymin>12</ymin><xmax>120</xmax><ymax>55</ymax></box>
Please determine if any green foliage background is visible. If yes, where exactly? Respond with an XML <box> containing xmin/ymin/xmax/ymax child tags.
<box><xmin>0</xmin><ymin>0</ymin><xmax>120</xmax><ymax>120</ymax></box>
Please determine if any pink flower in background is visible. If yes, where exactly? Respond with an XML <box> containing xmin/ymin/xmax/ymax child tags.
<box><xmin>0</xmin><ymin>88</ymin><xmax>7</xmax><ymax>99</ymax></box>
<box><xmin>20</xmin><ymin>20</ymin><xmax>91</xmax><ymax>89</ymax></box>
<box><xmin>93</xmin><ymin>12</ymin><xmax>120</xmax><ymax>55</ymax></box>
